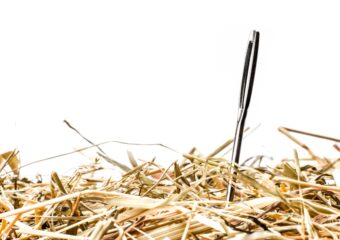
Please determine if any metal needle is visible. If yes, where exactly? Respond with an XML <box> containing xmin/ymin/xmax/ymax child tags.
<box><xmin>226</xmin><ymin>31</ymin><xmax>260</xmax><ymax>203</ymax></box>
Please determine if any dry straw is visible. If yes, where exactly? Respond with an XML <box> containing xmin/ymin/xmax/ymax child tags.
<box><xmin>0</xmin><ymin>125</ymin><xmax>339</xmax><ymax>239</ymax></box>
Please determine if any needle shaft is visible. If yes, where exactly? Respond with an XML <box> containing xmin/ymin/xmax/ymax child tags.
<box><xmin>226</xmin><ymin>31</ymin><xmax>260</xmax><ymax>203</ymax></box>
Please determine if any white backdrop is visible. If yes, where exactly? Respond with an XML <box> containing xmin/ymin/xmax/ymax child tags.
<box><xmin>0</xmin><ymin>1</ymin><xmax>339</xmax><ymax>178</ymax></box>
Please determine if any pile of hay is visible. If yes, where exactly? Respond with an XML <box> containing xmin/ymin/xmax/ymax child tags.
<box><xmin>0</xmin><ymin>127</ymin><xmax>339</xmax><ymax>239</ymax></box>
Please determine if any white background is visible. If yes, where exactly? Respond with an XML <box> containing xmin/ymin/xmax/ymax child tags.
<box><xmin>0</xmin><ymin>1</ymin><xmax>339</xmax><ymax>178</ymax></box>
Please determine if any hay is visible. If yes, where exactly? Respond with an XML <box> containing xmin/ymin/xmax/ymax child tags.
<box><xmin>0</xmin><ymin>127</ymin><xmax>339</xmax><ymax>239</ymax></box>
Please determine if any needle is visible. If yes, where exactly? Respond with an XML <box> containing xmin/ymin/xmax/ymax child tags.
<box><xmin>226</xmin><ymin>30</ymin><xmax>260</xmax><ymax>203</ymax></box>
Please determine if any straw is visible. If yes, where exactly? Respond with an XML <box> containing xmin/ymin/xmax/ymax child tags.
<box><xmin>0</xmin><ymin>125</ymin><xmax>339</xmax><ymax>239</ymax></box>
